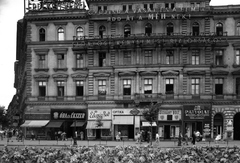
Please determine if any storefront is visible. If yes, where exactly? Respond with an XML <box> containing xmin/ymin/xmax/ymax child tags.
<box><xmin>158</xmin><ymin>107</ymin><xmax>182</xmax><ymax>140</ymax></box>
<box><xmin>112</xmin><ymin>109</ymin><xmax>140</xmax><ymax>140</ymax></box>
<box><xmin>47</xmin><ymin>109</ymin><xmax>86</xmax><ymax>140</ymax></box>
<box><xmin>183</xmin><ymin>105</ymin><xmax>211</xmax><ymax>139</ymax></box>
<box><xmin>86</xmin><ymin>109</ymin><xmax>112</xmax><ymax>140</ymax></box>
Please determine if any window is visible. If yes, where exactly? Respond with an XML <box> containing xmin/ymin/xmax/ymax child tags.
<box><xmin>39</xmin><ymin>81</ymin><xmax>46</xmax><ymax>96</ymax></box>
<box><xmin>215</xmin><ymin>78</ymin><xmax>223</xmax><ymax>95</ymax></box>
<box><xmin>76</xmin><ymin>27</ymin><xmax>83</xmax><ymax>39</ymax></box>
<box><xmin>237</xmin><ymin>22</ymin><xmax>240</xmax><ymax>36</ymax></box>
<box><xmin>144</xmin><ymin>50</ymin><xmax>152</xmax><ymax>64</ymax></box>
<box><xmin>123</xmin><ymin>4</ymin><xmax>132</xmax><ymax>11</ymax></box>
<box><xmin>39</xmin><ymin>55</ymin><xmax>45</xmax><ymax>69</ymax></box>
<box><xmin>191</xmin><ymin>78</ymin><xmax>200</xmax><ymax>95</ymax></box>
<box><xmin>123</xmin><ymin>79</ymin><xmax>131</xmax><ymax>95</ymax></box>
<box><xmin>236</xmin><ymin>50</ymin><xmax>240</xmax><ymax>65</ymax></box>
<box><xmin>123</xmin><ymin>51</ymin><xmax>131</xmax><ymax>65</ymax></box>
<box><xmin>215</xmin><ymin>50</ymin><xmax>223</xmax><ymax>65</ymax></box>
<box><xmin>57</xmin><ymin>27</ymin><xmax>64</xmax><ymax>41</ymax></box>
<box><xmin>167</xmin><ymin>23</ymin><xmax>174</xmax><ymax>35</ymax></box>
<box><xmin>166</xmin><ymin>78</ymin><xmax>174</xmax><ymax>94</ymax></box>
<box><xmin>144</xmin><ymin>79</ymin><xmax>152</xmax><ymax>94</ymax></box>
<box><xmin>123</xmin><ymin>5</ymin><xmax>127</xmax><ymax>11</ymax></box>
<box><xmin>57</xmin><ymin>54</ymin><xmax>65</xmax><ymax>68</ymax></box>
<box><xmin>98</xmin><ymin>80</ymin><xmax>106</xmax><ymax>95</ymax></box>
<box><xmin>236</xmin><ymin>78</ymin><xmax>240</xmax><ymax>95</ymax></box>
<box><xmin>167</xmin><ymin>115</ymin><xmax>172</xmax><ymax>120</ymax></box>
<box><xmin>98</xmin><ymin>5</ymin><xmax>107</xmax><ymax>12</ymax></box>
<box><xmin>165</xmin><ymin>3</ymin><xmax>175</xmax><ymax>9</ymax></box>
<box><xmin>57</xmin><ymin>81</ymin><xmax>65</xmax><ymax>96</ymax></box>
<box><xmin>192</xmin><ymin>50</ymin><xmax>200</xmax><ymax>65</ymax></box>
<box><xmin>166</xmin><ymin>50</ymin><xmax>174</xmax><ymax>64</ymax></box>
<box><xmin>216</xmin><ymin>23</ymin><xmax>223</xmax><ymax>36</ymax></box>
<box><xmin>124</xmin><ymin>24</ymin><xmax>131</xmax><ymax>37</ymax></box>
<box><xmin>145</xmin><ymin>23</ymin><xmax>152</xmax><ymax>36</ymax></box>
<box><xmin>76</xmin><ymin>54</ymin><xmax>84</xmax><ymax>68</ymax></box>
<box><xmin>39</xmin><ymin>28</ymin><xmax>45</xmax><ymax>41</ymax></box>
<box><xmin>99</xmin><ymin>25</ymin><xmax>106</xmax><ymax>38</ymax></box>
<box><xmin>76</xmin><ymin>80</ymin><xmax>84</xmax><ymax>96</ymax></box>
<box><xmin>99</xmin><ymin>52</ymin><xmax>106</xmax><ymax>67</ymax></box>
<box><xmin>192</xmin><ymin>22</ymin><xmax>199</xmax><ymax>36</ymax></box>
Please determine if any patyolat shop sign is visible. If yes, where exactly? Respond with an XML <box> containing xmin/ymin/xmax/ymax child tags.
<box><xmin>184</xmin><ymin>105</ymin><xmax>211</xmax><ymax>120</ymax></box>
<box><xmin>51</xmin><ymin>110</ymin><xmax>86</xmax><ymax>120</ymax></box>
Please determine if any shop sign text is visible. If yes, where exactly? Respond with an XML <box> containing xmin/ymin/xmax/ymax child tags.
<box><xmin>184</xmin><ymin>105</ymin><xmax>211</xmax><ymax>120</ymax></box>
<box><xmin>51</xmin><ymin>110</ymin><xmax>86</xmax><ymax>120</ymax></box>
<box><xmin>88</xmin><ymin>109</ymin><xmax>112</xmax><ymax>120</ymax></box>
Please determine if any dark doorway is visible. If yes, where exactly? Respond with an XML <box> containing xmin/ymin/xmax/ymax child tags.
<box><xmin>213</xmin><ymin>113</ymin><xmax>223</xmax><ymax>137</ymax></box>
<box><xmin>128</xmin><ymin>125</ymin><xmax>134</xmax><ymax>139</ymax></box>
<box><xmin>234</xmin><ymin>113</ymin><xmax>240</xmax><ymax>140</ymax></box>
<box><xmin>196</xmin><ymin>122</ymin><xmax>202</xmax><ymax>134</ymax></box>
<box><xmin>164</xmin><ymin>125</ymin><xmax>170</xmax><ymax>139</ymax></box>
<box><xmin>96</xmin><ymin>130</ymin><xmax>101</xmax><ymax>139</ymax></box>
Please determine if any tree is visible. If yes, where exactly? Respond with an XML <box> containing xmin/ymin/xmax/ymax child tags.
<box><xmin>0</xmin><ymin>106</ymin><xmax>8</xmax><ymax>129</ymax></box>
<box><xmin>142</xmin><ymin>102</ymin><xmax>160</xmax><ymax>145</ymax></box>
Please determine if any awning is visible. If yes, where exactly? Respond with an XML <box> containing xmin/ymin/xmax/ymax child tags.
<box><xmin>86</xmin><ymin>121</ymin><xmax>111</xmax><ymax>129</ymax></box>
<box><xmin>20</xmin><ymin>121</ymin><xmax>31</xmax><ymax>127</ymax></box>
<box><xmin>27</xmin><ymin>120</ymin><xmax>49</xmax><ymax>127</ymax></box>
<box><xmin>46</xmin><ymin>121</ymin><xmax>63</xmax><ymax>128</ymax></box>
<box><xmin>70</xmin><ymin>121</ymin><xmax>85</xmax><ymax>127</ymax></box>
<box><xmin>113</xmin><ymin>116</ymin><xmax>133</xmax><ymax>124</ymax></box>
<box><xmin>142</xmin><ymin>122</ymin><xmax>157</xmax><ymax>127</ymax></box>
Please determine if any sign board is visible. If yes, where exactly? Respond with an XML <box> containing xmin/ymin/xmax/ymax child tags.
<box><xmin>183</xmin><ymin>105</ymin><xmax>211</xmax><ymax>120</ymax></box>
<box><xmin>203</xmin><ymin>123</ymin><xmax>211</xmax><ymax>136</ymax></box>
<box><xmin>226</xmin><ymin>119</ymin><xmax>233</xmax><ymax>131</ymax></box>
<box><xmin>158</xmin><ymin>110</ymin><xmax>181</xmax><ymax>121</ymax></box>
<box><xmin>51</xmin><ymin>110</ymin><xmax>86</xmax><ymax>120</ymax></box>
<box><xmin>88</xmin><ymin>109</ymin><xmax>112</xmax><ymax>120</ymax></box>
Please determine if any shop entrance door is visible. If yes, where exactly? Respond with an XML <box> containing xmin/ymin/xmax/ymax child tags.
<box><xmin>196</xmin><ymin>122</ymin><xmax>203</xmax><ymax>134</ymax></box>
<box><xmin>164</xmin><ymin>125</ymin><xmax>170</xmax><ymax>139</ymax></box>
<box><xmin>128</xmin><ymin>125</ymin><xmax>134</xmax><ymax>139</ymax></box>
<box><xmin>96</xmin><ymin>129</ymin><xmax>101</xmax><ymax>139</ymax></box>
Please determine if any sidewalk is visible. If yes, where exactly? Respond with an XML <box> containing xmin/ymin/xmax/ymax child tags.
<box><xmin>0</xmin><ymin>137</ymin><xmax>238</xmax><ymax>148</ymax></box>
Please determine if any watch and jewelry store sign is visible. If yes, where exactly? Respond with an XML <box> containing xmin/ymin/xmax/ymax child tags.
<box><xmin>51</xmin><ymin>110</ymin><xmax>86</xmax><ymax>120</ymax></box>
<box><xmin>183</xmin><ymin>105</ymin><xmax>211</xmax><ymax>120</ymax></box>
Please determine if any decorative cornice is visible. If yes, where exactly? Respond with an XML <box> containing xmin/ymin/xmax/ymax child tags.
<box><xmin>161</xmin><ymin>70</ymin><xmax>179</xmax><ymax>76</ymax></box>
<box><xmin>93</xmin><ymin>72</ymin><xmax>111</xmax><ymax>77</ymax></box>
<box><xmin>139</xmin><ymin>71</ymin><xmax>158</xmax><ymax>76</ymax></box>
<box><xmin>186</xmin><ymin>70</ymin><xmax>206</xmax><ymax>75</ymax></box>
<box><xmin>33</xmin><ymin>73</ymin><xmax>50</xmax><ymax>81</ymax></box>
<box><xmin>52</xmin><ymin>73</ymin><xmax>68</xmax><ymax>81</ymax></box>
<box><xmin>71</xmin><ymin>72</ymin><xmax>88</xmax><ymax>81</ymax></box>
<box><xmin>35</xmin><ymin>23</ymin><xmax>48</xmax><ymax>27</ymax></box>
<box><xmin>26</xmin><ymin>101</ymin><xmax>87</xmax><ymax>106</ymax></box>
<box><xmin>34</xmin><ymin>48</ymin><xmax>49</xmax><ymax>54</ymax></box>
<box><xmin>53</xmin><ymin>48</ymin><xmax>68</xmax><ymax>54</ymax></box>
<box><xmin>211</xmin><ymin>70</ymin><xmax>229</xmax><ymax>76</ymax></box>
<box><xmin>53</xmin><ymin>22</ymin><xmax>68</xmax><ymax>26</ymax></box>
<box><xmin>232</xmin><ymin>70</ymin><xmax>240</xmax><ymax>75</ymax></box>
<box><xmin>118</xmin><ymin>71</ymin><xmax>136</xmax><ymax>76</ymax></box>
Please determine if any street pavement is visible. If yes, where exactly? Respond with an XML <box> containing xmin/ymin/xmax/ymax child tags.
<box><xmin>0</xmin><ymin>137</ymin><xmax>239</xmax><ymax>149</ymax></box>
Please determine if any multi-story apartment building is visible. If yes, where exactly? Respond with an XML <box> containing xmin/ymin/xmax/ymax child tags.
<box><xmin>14</xmin><ymin>0</ymin><xmax>240</xmax><ymax>141</ymax></box>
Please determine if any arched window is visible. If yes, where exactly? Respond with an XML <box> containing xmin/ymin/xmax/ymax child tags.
<box><xmin>124</xmin><ymin>24</ymin><xmax>131</xmax><ymax>37</ymax></box>
<box><xmin>145</xmin><ymin>23</ymin><xmax>152</xmax><ymax>36</ymax></box>
<box><xmin>216</xmin><ymin>23</ymin><xmax>223</xmax><ymax>36</ymax></box>
<box><xmin>99</xmin><ymin>25</ymin><xmax>106</xmax><ymax>38</ymax></box>
<box><xmin>57</xmin><ymin>27</ymin><xmax>64</xmax><ymax>41</ymax></box>
<box><xmin>76</xmin><ymin>27</ymin><xmax>84</xmax><ymax>39</ymax></box>
<box><xmin>192</xmin><ymin>22</ymin><xmax>199</xmax><ymax>36</ymax></box>
<box><xmin>167</xmin><ymin>23</ymin><xmax>174</xmax><ymax>36</ymax></box>
<box><xmin>237</xmin><ymin>22</ymin><xmax>240</xmax><ymax>36</ymax></box>
<box><xmin>39</xmin><ymin>28</ymin><xmax>45</xmax><ymax>41</ymax></box>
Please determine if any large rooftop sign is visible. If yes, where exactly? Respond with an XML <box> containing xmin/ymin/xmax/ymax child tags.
<box><xmin>25</xmin><ymin>0</ymin><xmax>87</xmax><ymax>11</ymax></box>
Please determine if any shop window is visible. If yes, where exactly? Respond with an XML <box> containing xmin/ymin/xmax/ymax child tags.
<box><xmin>87</xmin><ymin>129</ymin><xmax>96</xmax><ymax>137</ymax></box>
<box><xmin>102</xmin><ymin>129</ymin><xmax>111</xmax><ymax>136</ymax></box>
<box><xmin>76</xmin><ymin>80</ymin><xmax>84</xmax><ymax>96</ymax></box>
<box><xmin>98</xmin><ymin>79</ymin><xmax>106</xmax><ymax>95</ymax></box>
<box><xmin>145</xmin><ymin>23</ymin><xmax>152</xmax><ymax>36</ymax></box>
<box><xmin>236</xmin><ymin>78</ymin><xmax>240</xmax><ymax>95</ymax></box>
<box><xmin>144</xmin><ymin>78</ymin><xmax>152</xmax><ymax>94</ymax></box>
<box><xmin>57</xmin><ymin>27</ymin><xmax>64</xmax><ymax>41</ymax></box>
<box><xmin>39</xmin><ymin>81</ymin><xmax>46</xmax><ymax>96</ymax></box>
<box><xmin>39</xmin><ymin>28</ymin><xmax>45</xmax><ymax>41</ymax></box>
<box><xmin>192</xmin><ymin>50</ymin><xmax>200</xmax><ymax>65</ymax></box>
<box><xmin>124</xmin><ymin>24</ymin><xmax>131</xmax><ymax>37</ymax></box>
<box><xmin>39</xmin><ymin>55</ymin><xmax>46</xmax><ymax>69</ymax></box>
<box><xmin>191</xmin><ymin>78</ymin><xmax>200</xmax><ymax>95</ymax></box>
<box><xmin>57</xmin><ymin>54</ymin><xmax>65</xmax><ymax>68</ymax></box>
<box><xmin>99</xmin><ymin>52</ymin><xmax>106</xmax><ymax>67</ymax></box>
<box><xmin>76</xmin><ymin>54</ymin><xmax>84</xmax><ymax>68</ymax></box>
<box><xmin>166</xmin><ymin>23</ymin><xmax>174</xmax><ymax>35</ymax></box>
<box><xmin>57</xmin><ymin>81</ymin><xmax>65</xmax><ymax>96</ymax></box>
<box><xmin>215</xmin><ymin>78</ymin><xmax>223</xmax><ymax>95</ymax></box>
<box><xmin>236</xmin><ymin>50</ymin><xmax>240</xmax><ymax>65</ymax></box>
<box><xmin>123</xmin><ymin>51</ymin><xmax>131</xmax><ymax>65</ymax></box>
<box><xmin>76</xmin><ymin>27</ymin><xmax>84</xmax><ymax>39</ymax></box>
<box><xmin>166</xmin><ymin>78</ymin><xmax>174</xmax><ymax>94</ymax></box>
<box><xmin>144</xmin><ymin>50</ymin><xmax>152</xmax><ymax>64</ymax></box>
<box><xmin>170</xmin><ymin>126</ymin><xmax>176</xmax><ymax>137</ymax></box>
<box><xmin>99</xmin><ymin>25</ymin><xmax>106</xmax><ymax>38</ymax></box>
<box><xmin>237</xmin><ymin>22</ymin><xmax>240</xmax><ymax>36</ymax></box>
<box><xmin>215</xmin><ymin>50</ymin><xmax>224</xmax><ymax>65</ymax></box>
<box><xmin>166</xmin><ymin>50</ymin><xmax>174</xmax><ymax>64</ymax></box>
<box><xmin>192</xmin><ymin>22</ymin><xmax>199</xmax><ymax>36</ymax></box>
<box><xmin>216</xmin><ymin>23</ymin><xmax>223</xmax><ymax>36</ymax></box>
<box><xmin>123</xmin><ymin>79</ymin><xmax>131</xmax><ymax>95</ymax></box>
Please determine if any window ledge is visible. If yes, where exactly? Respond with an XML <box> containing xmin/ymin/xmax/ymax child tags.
<box><xmin>232</xmin><ymin>64</ymin><xmax>240</xmax><ymax>68</ymax></box>
<box><xmin>53</xmin><ymin>68</ymin><xmax>68</xmax><ymax>72</ymax></box>
<box><xmin>34</xmin><ymin>68</ymin><xmax>49</xmax><ymax>72</ymax></box>
<box><xmin>212</xmin><ymin>65</ymin><xmax>228</xmax><ymax>68</ymax></box>
<box><xmin>72</xmin><ymin>67</ymin><xmax>88</xmax><ymax>71</ymax></box>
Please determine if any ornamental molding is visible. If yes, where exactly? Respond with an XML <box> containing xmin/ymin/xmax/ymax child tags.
<box><xmin>53</xmin><ymin>48</ymin><xmax>68</xmax><ymax>54</ymax></box>
<box><xmin>34</xmin><ymin>48</ymin><xmax>49</xmax><ymax>54</ymax></box>
<box><xmin>232</xmin><ymin>70</ymin><xmax>240</xmax><ymax>75</ymax></box>
<box><xmin>33</xmin><ymin>73</ymin><xmax>50</xmax><ymax>81</ymax></box>
<box><xmin>35</xmin><ymin>23</ymin><xmax>48</xmax><ymax>27</ymax></box>
<box><xmin>211</xmin><ymin>70</ymin><xmax>229</xmax><ymax>76</ymax></box>
<box><xmin>139</xmin><ymin>71</ymin><xmax>158</xmax><ymax>76</ymax></box>
<box><xmin>26</xmin><ymin>102</ymin><xmax>87</xmax><ymax>106</ymax></box>
<box><xmin>71</xmin><ymin>72</ymin><xmax>88</xmax><ymax>80</ymax></box>
<box><xmin>186</xmin><ymin>70</ymin><xmax>206</xmax><ymax>75</ymax></box>
<box><xmin>93</xmin><ymin>72</ymin><xmax>111</xmax><ymax>77</ymax></box>
<box><xmin>118</xmin><ymin>71</ymin><xmax>136</xmax><ymax>76</ymax></box>
<box><xmin>161</xmin><ymin>70</ymin><xmax>179</xmax><ymax>76</ymax></box>
<box><xmin>52</xmin><ymin>73</ymin><xmax>68</xmax><ymax>81</ymax></box>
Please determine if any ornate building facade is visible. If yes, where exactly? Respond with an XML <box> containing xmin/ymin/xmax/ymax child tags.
<box><xmin>14</xmin><ymin>0</ymin><xmax>240</xmax><ymax>140</ymax></box>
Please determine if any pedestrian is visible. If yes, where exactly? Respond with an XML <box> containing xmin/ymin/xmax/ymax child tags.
<box><xmin>31</xmin><ymin>131</ymin><xmax>35</xmax><ymax>140</ymax></box>
<box><xmin>118</xmin><ymin>131</ymin><xmax>121</xmax><ymax>141</ymax></box>
<box><xmin>184</xmin><ymin>132</ymin><xmax>189</xmax><ymax>145</ymax></box>
<box><xmin>155</xmin><ymin>132</ymin><xmax>160</xmax><ymax>143</ymax></box>
<box><xmin>80</xmin><ymin>131</ymin><xmax>84</xmax><ymax>140</ymax></box>
<box><xmin>192</xmin><ymin>131</ymin><xmax>196</xmax><ymax>145</ymax></box>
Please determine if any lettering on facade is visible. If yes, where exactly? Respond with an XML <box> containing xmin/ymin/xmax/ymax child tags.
<box><xmin>184</xmin><ymin>105</ymin><xmax>211</xmax><ymax>120</ymax></box>
<box><xmin>88</xmin><ymin>110</ymin><xmax>111</xmax><ymax>120</ymax></box>
<box><xmin>158</xmin><ymin>110</ymin><xmax>181</xmax><ymax>121</ymax></box>
<box><xmin>51</xmin><ymin>110</ymin><xmax>86</xmax><ymax>120</ymax></box>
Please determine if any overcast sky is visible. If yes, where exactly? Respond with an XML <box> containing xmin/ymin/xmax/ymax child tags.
<box><xmin>0</xmin><ymin>0</ymin><xmax>239</xmax><ymax>108</ymax></box>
